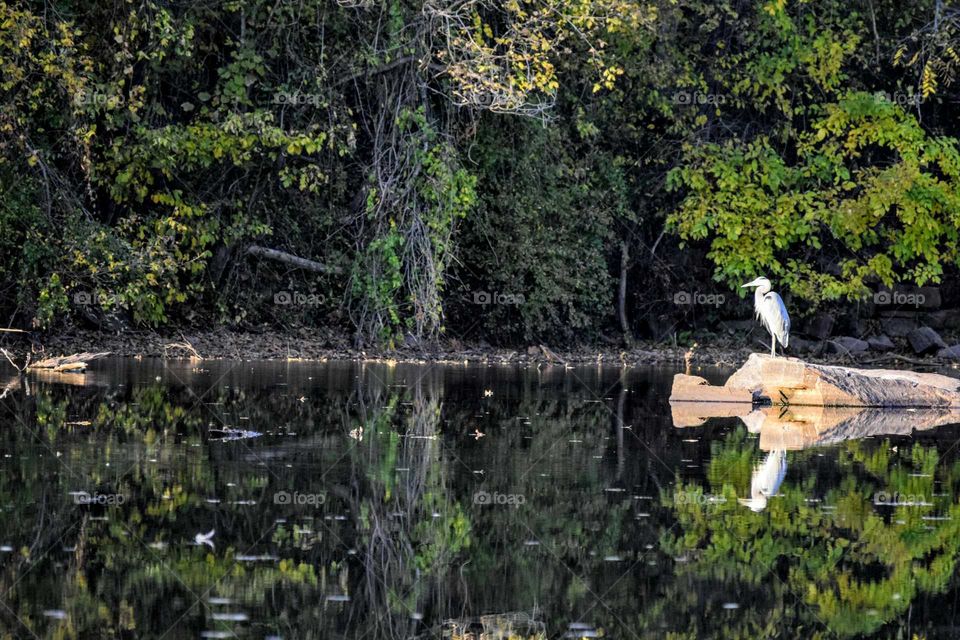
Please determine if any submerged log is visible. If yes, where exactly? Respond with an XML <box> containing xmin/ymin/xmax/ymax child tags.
<box><xmin>671</xmin><ymin>353</ymin><xmax>960</xmax><ymax>407</ymax></box>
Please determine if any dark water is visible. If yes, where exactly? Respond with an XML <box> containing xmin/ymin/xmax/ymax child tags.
<box><xmin>3</xmin><ymin>359</ymin><xmax>960</xmax><ymax>639</ymax></box>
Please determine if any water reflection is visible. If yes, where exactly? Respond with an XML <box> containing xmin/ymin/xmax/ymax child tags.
<box><xmin>738</xmin><ymin>449</ymin><xmax>786</xmax><ymax>512</ymax></box>
<box><xmin>2</xmin><ymin>360</ymin><xmax>960</xmax><ymax>638</ymax></box>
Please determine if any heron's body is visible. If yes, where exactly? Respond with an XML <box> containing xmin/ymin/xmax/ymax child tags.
<box><xmin>742</xmin><ymin>277</ymin><xmax>790</xmax><ymax>356</ymax></box>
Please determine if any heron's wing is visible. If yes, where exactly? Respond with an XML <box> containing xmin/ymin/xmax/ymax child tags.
<box><xmin>760</xmin><ymin>292</ymin><xmax>790</xmax><ymax>347</ymax></box>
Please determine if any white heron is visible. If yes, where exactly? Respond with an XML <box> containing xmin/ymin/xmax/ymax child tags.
<box><xmin>738</xmin><ymin>449</ymin><xmax>787</xmax><ymax>512</ymax></box>
<box><xmin>741</xmin><ymin>277</ymin><xmax>790</xmax><ymax>357</ymax></box>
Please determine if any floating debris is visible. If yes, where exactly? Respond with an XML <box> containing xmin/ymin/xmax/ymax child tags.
<box><xmin>326</xmin><ymin>594</ymin><xmax>350</xmax><ymax>602</ymax></box>
<box><xmin>211</xmin><ymin>612</ymin><xmax>248</xmax><ymax>622</ymax></box>
<box><xmin>209</xmin><ymin>428</ymin><xmax>262</xmax><ymax>442</ymax></box>
<box><xmin>194</xmin><ymin>529</ymin><xmax>215</xmax><ymax>549</ymax></box>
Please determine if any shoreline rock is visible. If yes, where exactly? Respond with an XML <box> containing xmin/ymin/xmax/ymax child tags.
<box><xmin>671</xmin><ymin>353</ymin><xmax>960</xmax><ymax>407</ymax></box>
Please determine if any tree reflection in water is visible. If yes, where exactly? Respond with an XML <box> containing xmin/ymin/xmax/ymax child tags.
<box><xmin>0</xmin><ymin>361</ymin><xmax>960</xmax><ymax>638</ymax></box>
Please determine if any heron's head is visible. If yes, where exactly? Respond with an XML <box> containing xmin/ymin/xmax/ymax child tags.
<box><xmin>741</xmin><ymin>277</ymin><xmax>771</xmax><ymax>290</ymax></box>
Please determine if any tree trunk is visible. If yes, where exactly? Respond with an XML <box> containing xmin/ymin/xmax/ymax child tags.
<box><xmin>618</xmin><ymin>241</ymin><xmax>632</xmax><ymax>345</ymax></box>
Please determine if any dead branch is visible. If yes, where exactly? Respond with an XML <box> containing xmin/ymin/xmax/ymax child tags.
<box><xmin>246</xmin><ymin>245</ymin><xmax>343</xmax><ymax>274</ymax></box>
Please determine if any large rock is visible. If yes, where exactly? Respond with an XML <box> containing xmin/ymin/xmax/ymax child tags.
<box><xmin>866</xmin><ymin>334</ymin><xmax>896</xmax><ymax>352</ymax></box>
<box><xmin>789</xmin><ymin>336</ymin><xmax>823</xmax><ymax>355</ymax></box>
<box><xmin>802</xmin><ymin>313</ymin><xmax>835</xmax><ymax>340</ymax></box>
<box><xmin>827</xmin><ymin>336</ymin><xmax>869</xmax><ymax>354</ymax></box>
<box><xmin>880</xmin><ymin>317</ymin><xmax>918</xmax><ymax>337</ymax></box>
<box><xmin>925</xmin><ymin>309</ymin><xmax>960</xmax><ymax>331</ymax></box>
<box><xmin>938</xmin><ymin>345</ymin><xmax>960</xmax><ymax>360</ymax></box>
<box><xmin>907</xmin><ymin>326</ymin><xmax>947</xmax><ymax>354</ymax></box>
<box><xmin>670</xmin><ymin>353</ymin><xmax>960</xmax><ymax>407</ymax></box>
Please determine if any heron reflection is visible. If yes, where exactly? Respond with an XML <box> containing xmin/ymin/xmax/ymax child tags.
<box><xmin>738</xmin><ymin>449</ymin><xmax>787</xmax><ymax>512</ymax></box>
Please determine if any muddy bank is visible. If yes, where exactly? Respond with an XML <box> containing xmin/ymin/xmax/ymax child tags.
<box><xmin>3</xmin><ymin>327</ymin><xmax>960</xmax><ymax>370</ymax></box>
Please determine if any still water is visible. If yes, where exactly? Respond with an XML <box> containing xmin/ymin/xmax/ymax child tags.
<box><xmin>2</xmin><ymin>359</ymin><xmax>960</xmax><ymax>639</ymax></box>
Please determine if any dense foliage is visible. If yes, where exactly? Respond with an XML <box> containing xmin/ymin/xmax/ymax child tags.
<box><xmin>2</xmin><ymin>0</ymin><xmax>960</xmax><ymax>344</ymax></box>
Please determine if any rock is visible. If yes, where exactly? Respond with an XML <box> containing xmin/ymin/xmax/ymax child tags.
<box><xmin>668</xmin><ymin>374</ymin><xmax>754</xmax><ymax>409</ymax></box>
<box><xmin>526</xmin><ymin>345</ymin><xmax>540</xmax><ymax>356</ymax></box>
<box><xmin>788</xmin><ymin>336</ymin><xmax>822</xmax><ymax>355</ymax></box>
<box><xmin>827</xmin><ymin>336</ymin><xmax>869</xmax><ymax>354</ymax></box>
<box><xmin>670</xmin><ymin>353</ymin><xmax>960</xmax><ymax>407</ymax></box>
<box><xmin>802</xmin><ymin>313</ymin><xmax>835</xmax><ymax>340</ymax></box>
<box><xmin>880</xmin><ymin>317</ymin><xmax>918</xmax><ymax>337</ymax></box>
<box><xmin>937</xmin><ymin>345</ymin><xmax>960</xmax><ymax>360</ymax></box>
<box><xmin>851</xmin><ymin>318</ymin><xmax>874</xmax><ymax>338</ymax></box>
<box><xmin>866</xmin><ymin>334</ymin><xmax>896</xmax><ymax>352</ymax></box>
<box><xmin>718</xmin><ymin>319</ymin><xmax>755</xmax><ymax>334</ymax></box>
<box><xmin>907</xmin><ymin>326</ymin><xmax>947</xmax><ymax>354</ymax></box>
<box><xmin>925</xmin><ymin>309</ymin><xmax>960</xmax><ymax>331</ymax></box>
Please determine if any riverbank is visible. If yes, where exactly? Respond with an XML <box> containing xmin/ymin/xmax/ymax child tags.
<box><xmin>3</xmin><ymin>327</ymin><xmax>960</xmax><ymax>370</ymax></box>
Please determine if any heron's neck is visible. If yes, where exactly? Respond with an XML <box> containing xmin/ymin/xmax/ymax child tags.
<box><xmin>753</xmin><ymin>287</ymin><xmax>767</xmax><ymax>307</ymax></box>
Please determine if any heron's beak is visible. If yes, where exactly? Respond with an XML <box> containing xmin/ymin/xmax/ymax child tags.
<box><xmin>741</xmin><ymin>278</ymin><xmax>761</xmax><ymax>288</ymax></box>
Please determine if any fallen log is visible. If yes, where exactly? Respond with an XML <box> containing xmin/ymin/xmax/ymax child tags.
<box><xmin>28</xmin><ymin>352</ymin><xmax>111</xmax><ymax>373</ymax></box>
<box><xmin>246</xmin><ymin>245</ymin><xmax>343</xmax><ymax>274</ymax></box>
<box><xmin>671</xmin><ymin>353</ymin><xmax>960</xmax><ymax>407</ymax></box>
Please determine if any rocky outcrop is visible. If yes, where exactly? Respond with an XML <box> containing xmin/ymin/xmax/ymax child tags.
<box><xmin>671</xmin><ymin>353</ymin><xmax>960</xmax><ymax>407</ymax></box>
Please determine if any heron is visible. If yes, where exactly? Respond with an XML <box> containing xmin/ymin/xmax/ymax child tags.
<box><xmin>741</xmin><ymin>277</ymin><xmax>790</xmax><ymax>357</ymax></box>
<box><xmin>738</xmin><ymin>449</ymin><xmax>787</xmax><ymax>512</ymax></box>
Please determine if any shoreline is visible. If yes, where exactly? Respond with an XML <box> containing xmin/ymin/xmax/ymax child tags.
<box><xmin>2</xmin><ymin>328</ymin><xmax>958</xmax><ymax>370</ymax></box>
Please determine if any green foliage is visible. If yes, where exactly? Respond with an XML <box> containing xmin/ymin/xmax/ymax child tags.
<box><xmin>456</xmin><ymin>118</ymin><xmax>620</xmax><ymax>342</ymax></box>
<box><xmin>669</xmin><ymin>91</ymin><xmax>960</xmax><ymax>306</ymax></box>
<box><xmin>4</xmin><ymin>0</ymin><xmax>960</xmax><ymax>341</ymax></box>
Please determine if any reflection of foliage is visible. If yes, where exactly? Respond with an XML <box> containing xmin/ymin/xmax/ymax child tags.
<box><xmin>663</xmin><ymin>427</ymin><xmax>960</xmax><ymax>638</ymax></box>
<box><xmin>11</xmin><ymin>368</ymin><xmax>960</xmax><ymax>638</ymax></box>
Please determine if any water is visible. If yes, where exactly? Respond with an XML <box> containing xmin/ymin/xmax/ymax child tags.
<box><xmin>2</xmin><ymin>359</ymin><xmax>960</xmax><ymax>638</ymax></box>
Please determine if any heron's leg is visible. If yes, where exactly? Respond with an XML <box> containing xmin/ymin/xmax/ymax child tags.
<box><xmin>770</xmin><ymin>337</ymin><xmax>776</xmax><ymax>357</ymax></box>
